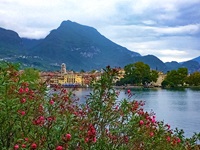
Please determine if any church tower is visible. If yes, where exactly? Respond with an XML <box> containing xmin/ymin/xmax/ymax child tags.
<box><xmin>61</xmin><ymin>63</ymin><xmax>66</xmax><ymax>74</ymax></box>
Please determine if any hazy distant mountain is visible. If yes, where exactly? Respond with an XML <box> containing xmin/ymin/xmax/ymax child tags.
<box><xmin>165</xmin><ymin>61</ymin><xmax>181</xmax><ymax>71</ymax></box>
<box><xmin>192</xmin><ymin>56</ymin><xmax>200</xmax><ymax>64</ymax></box>
<box><xmin>22</xmin><ymin>38</ymin><xmax>43</xmax><ymax>51</ymax></box>
<box><xmin>165</xmin><ymin>60</ymin><xmax>200</xmax><ymax>73</ymax></box>
<box><xmin>181</xmin><ymin>60</ymin><xmax>200</xmax><ymax>73</ymax></box>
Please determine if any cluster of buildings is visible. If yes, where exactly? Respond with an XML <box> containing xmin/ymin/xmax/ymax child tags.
<box><xmin>40</xmin><ymin>63</ymin><xmax>165</xmax><ymax>87</ymax></box>
<box><xmin>40</xmin><ymin>63</ymin><xmax>102</xmax><ymax>87</ymax></box>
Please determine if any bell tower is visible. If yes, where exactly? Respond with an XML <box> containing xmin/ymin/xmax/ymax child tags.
<box><xmin>61</xmin><ymin>63</ymin><xmax>66</xmax><ymax>74</ymax></box>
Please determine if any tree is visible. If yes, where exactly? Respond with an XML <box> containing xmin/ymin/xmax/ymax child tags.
<box><xmin>118</xmin><ymin>62</ymin><xmax>158</xmax><ymax>86</ymax></box>
<box><xmin>186</xmin><ymin>72</ymin><xmax>200</xmax><ymax>86</ymax></box>
<box><xmin>150</xmin><ymin>70</ymin><xmax>159</xmax><ymax>83</ymax></box>
<box><xmin>177</xmin><ymin>68</ymin><xmax>188</xmax><ymax>85</ymax></box>
<box><xmin>162</xmin><ymin>68</ymin><xmax>188</xmax><ymax>88</ymax></box>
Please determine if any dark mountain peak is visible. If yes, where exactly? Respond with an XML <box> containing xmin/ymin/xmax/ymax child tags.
<box><xmin>60</xmin><ymin>20</ymin><xmax>76</xmax><ymax>27</ymax></box>
<box><xmin>0</xmin><ymin>27</ymin><xmax>22</xmax><ymax>54</ymax></box>
<box><xmin>58</xmin><ymin>20</ymin><xmax>96</xmax><ymax>32</ymax></box>
<box><xmin>47</xmin><ymin>20</ymin><xmax>100</xmax><ymax>43</ymax></box>
<box><xmin>60</xmin><ymin>20</ymin><xmax>79</xmax><ymax>26</ymax></box>
<box><xmin>61</xmin><ymin>20</ymin><xmax>72</xmax><ymax>23</ymax></box>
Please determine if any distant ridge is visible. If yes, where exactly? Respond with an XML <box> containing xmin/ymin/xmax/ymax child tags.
<box><xmin>192</xmin><ymin>56</ymin><xmax>200</xmax><ymax>64</ymax></box>
<box><xmin>0</xmin><ymin>20</ymin><xmax>200</xmax><ymax>72</ymax></box>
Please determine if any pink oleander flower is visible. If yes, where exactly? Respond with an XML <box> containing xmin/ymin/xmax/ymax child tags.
<box><xmin>19</xmin><ymin>88</ymin><xmax>24</xmax><ymax>94</ymax></box>
<box><xmin>151</xmin><ymin>118</ymin><xmax>156</xmax><ymax>123</ymax></box>
<box><xmin>150</xmin><ymin>132</ymin><xmax>154</xmax><ymax>137</ymax></box>
<box><xmin>31</xmin><ymin>143</ymin><xmax>37</xmax><ymax>149</ymax></box>
<box><xmin>21</xmin><ymin>111</ymin><xmax>26</xmax><ymax>116</ymax></box>
<box><xmin>49</xmin><ymin>100</ymin><xmax>54</xmax><ymax>105</ymax></box>
<box><xmin>166</xmin><ymin>136</ymin><xmax>171</xmax><ymax>142</ymax></box>
<box><xmin>47</xmin><ymin>116</ymin><xmax>56</xmax><ymax>122</ymax></box>
<box><xmin>33</xmin><ymin>116</ymin><xmax>45</xmax><ymax>126</ymax></box>
<box><xmin>93</xmin><ymin>137</ymin><xmax>97</xmax><ymax>143</ymax></box>
<box><xmin>177</xmin><ymin>138</ymin><xmax>181</xmax><ymax>143</ymax></box>
<box><xmin>22</xmin><ymin>144</ymin><xmax>26</xmax><ymax>148</ymax></box>
<box><xmin>20</xmin><ymin>98</ymin><xmax>26</xmax><ymax>103</ymax></box>
<box><xmin>29</xmin><ymin>90</ymin><xmax>34</xmax><ymax>95</ymax></box>
<box><xmin>14</xmin><ymin>144</ymin><xmax>19</xmax><ymax>150</ymax></box>
<box><xmin>139</xmin><ymin>120</ymin><xmax>144</xmax><ymax>126</ymax></box>
<box><xmin>85</xmin><ymin>137</ymin><xmax>89</xmax><ymax>143</ymax></box>
<box><xmin>18</xmin><ymin>110</ymin><xmax>26</xmax><ymax>116</ymax></box>
<box><xmin>66</xmin><ymin>133</ymin><xmax>71</xmax><ymax>140</ymax></box>
<box><xmin>138</xmin><ymin>109</ymin><xmax>144</xmax><ymax>115</ymax></box>
<box><xmin>56</xmin><ymin>146</ymin><xmax>63</xmax><ymax>150</ymax></box>
<box><xmin>25</xmin><ymin>87</ymin><xmax>29</xmax><ymax>92</ymax></box>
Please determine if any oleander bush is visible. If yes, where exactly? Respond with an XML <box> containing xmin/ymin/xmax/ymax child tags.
<box><xmin>0</xmin><ymin>63</ymin><xmax>199</xmax><ymax>150</ymax></box>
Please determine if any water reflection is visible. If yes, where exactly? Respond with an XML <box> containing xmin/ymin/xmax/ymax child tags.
<box><xmin>166</xmin><ymin>87</ymin><xmax>186</xmax><ymax>92</ymax></box>
<box><xmin>190</xmin><ymin>87</ymin><xmax>200</xmax><ymax>91</ymax></box>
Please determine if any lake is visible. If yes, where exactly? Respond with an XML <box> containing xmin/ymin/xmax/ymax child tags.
<box><xmin>74</xmin><ymin>87</ymin><xmax>200</xmax><ymax>138</ymax></box>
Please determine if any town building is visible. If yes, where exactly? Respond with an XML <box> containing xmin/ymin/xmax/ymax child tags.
<box><xmin>152</xmin><ymin>72</ymin><xmax>166</xmax><ymax>87</ymax></box>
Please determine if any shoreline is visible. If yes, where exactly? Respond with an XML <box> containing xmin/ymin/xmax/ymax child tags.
<box><xmin>113</xmin><ymin>85</ymin><xmax>162</xmax><ymax>89</ymax></box>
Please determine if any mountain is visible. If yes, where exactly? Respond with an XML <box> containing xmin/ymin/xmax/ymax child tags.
<box><xmin>192</xmin><ymin>56</ymin><xmax>200</xmax><ymax>64</ymax></box>
<box><xmin>0</xmin><ymin>20</ymin><xmax>200</xmax><ymax>72</ymax></box>
<box><xmin>22</xmin><ymin>38</ymin><xmax>43</xmax><ymax>51</ymax></box>
<box><xmin>0</xmin><ymin>27</ymin><xmax>23</xmax><ymax>56</ymax></box>
<box><xmin>28</xmin><ymin>20</ymin><xmax>140</xmax><ymax>70</ymax></box>
<box><xmin>181</xmin><ymin>60</ymin><xmax>200</xmax><ymax>73</ymax></box>
<box><xmin>0</xmin><ymin>28</ymin><xmax>58</xmax><ymax>70</ymax></box>
<box><xmin>165</xmin><ymin>61</ymin><xmax>181</xmax><ymax>71</ymax></box>
<box><xmin>165</xmin><ymin>60</ymin><xmax>200</xmax><ymax>73</ymax></box>
<box><xmin>129</xmin><ymin>55</ymin><xmax>168</xmax><ymax>71</ymax></box>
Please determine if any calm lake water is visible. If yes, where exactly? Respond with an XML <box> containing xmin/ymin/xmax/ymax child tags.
<box><xmin>74</xmin><ymin>87</ymin><xmax>200</xmax><ymax>138</ymax></box>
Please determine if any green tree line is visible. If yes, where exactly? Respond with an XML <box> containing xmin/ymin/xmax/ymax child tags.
<box><xmin>162</xmin><ymin>68</ymin><xmax>200</xmax><ymax>88</ymax></box>
<box><xmin>116</xmin><ymin>62</ymin><xmax>200</xmax><ymax>88</ymax></box>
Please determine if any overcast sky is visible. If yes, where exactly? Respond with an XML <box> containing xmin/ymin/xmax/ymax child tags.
<box><xmin>1</xmin><ymin>0</ymin><xmax>200</xmax><ymax>62</ymax></box>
